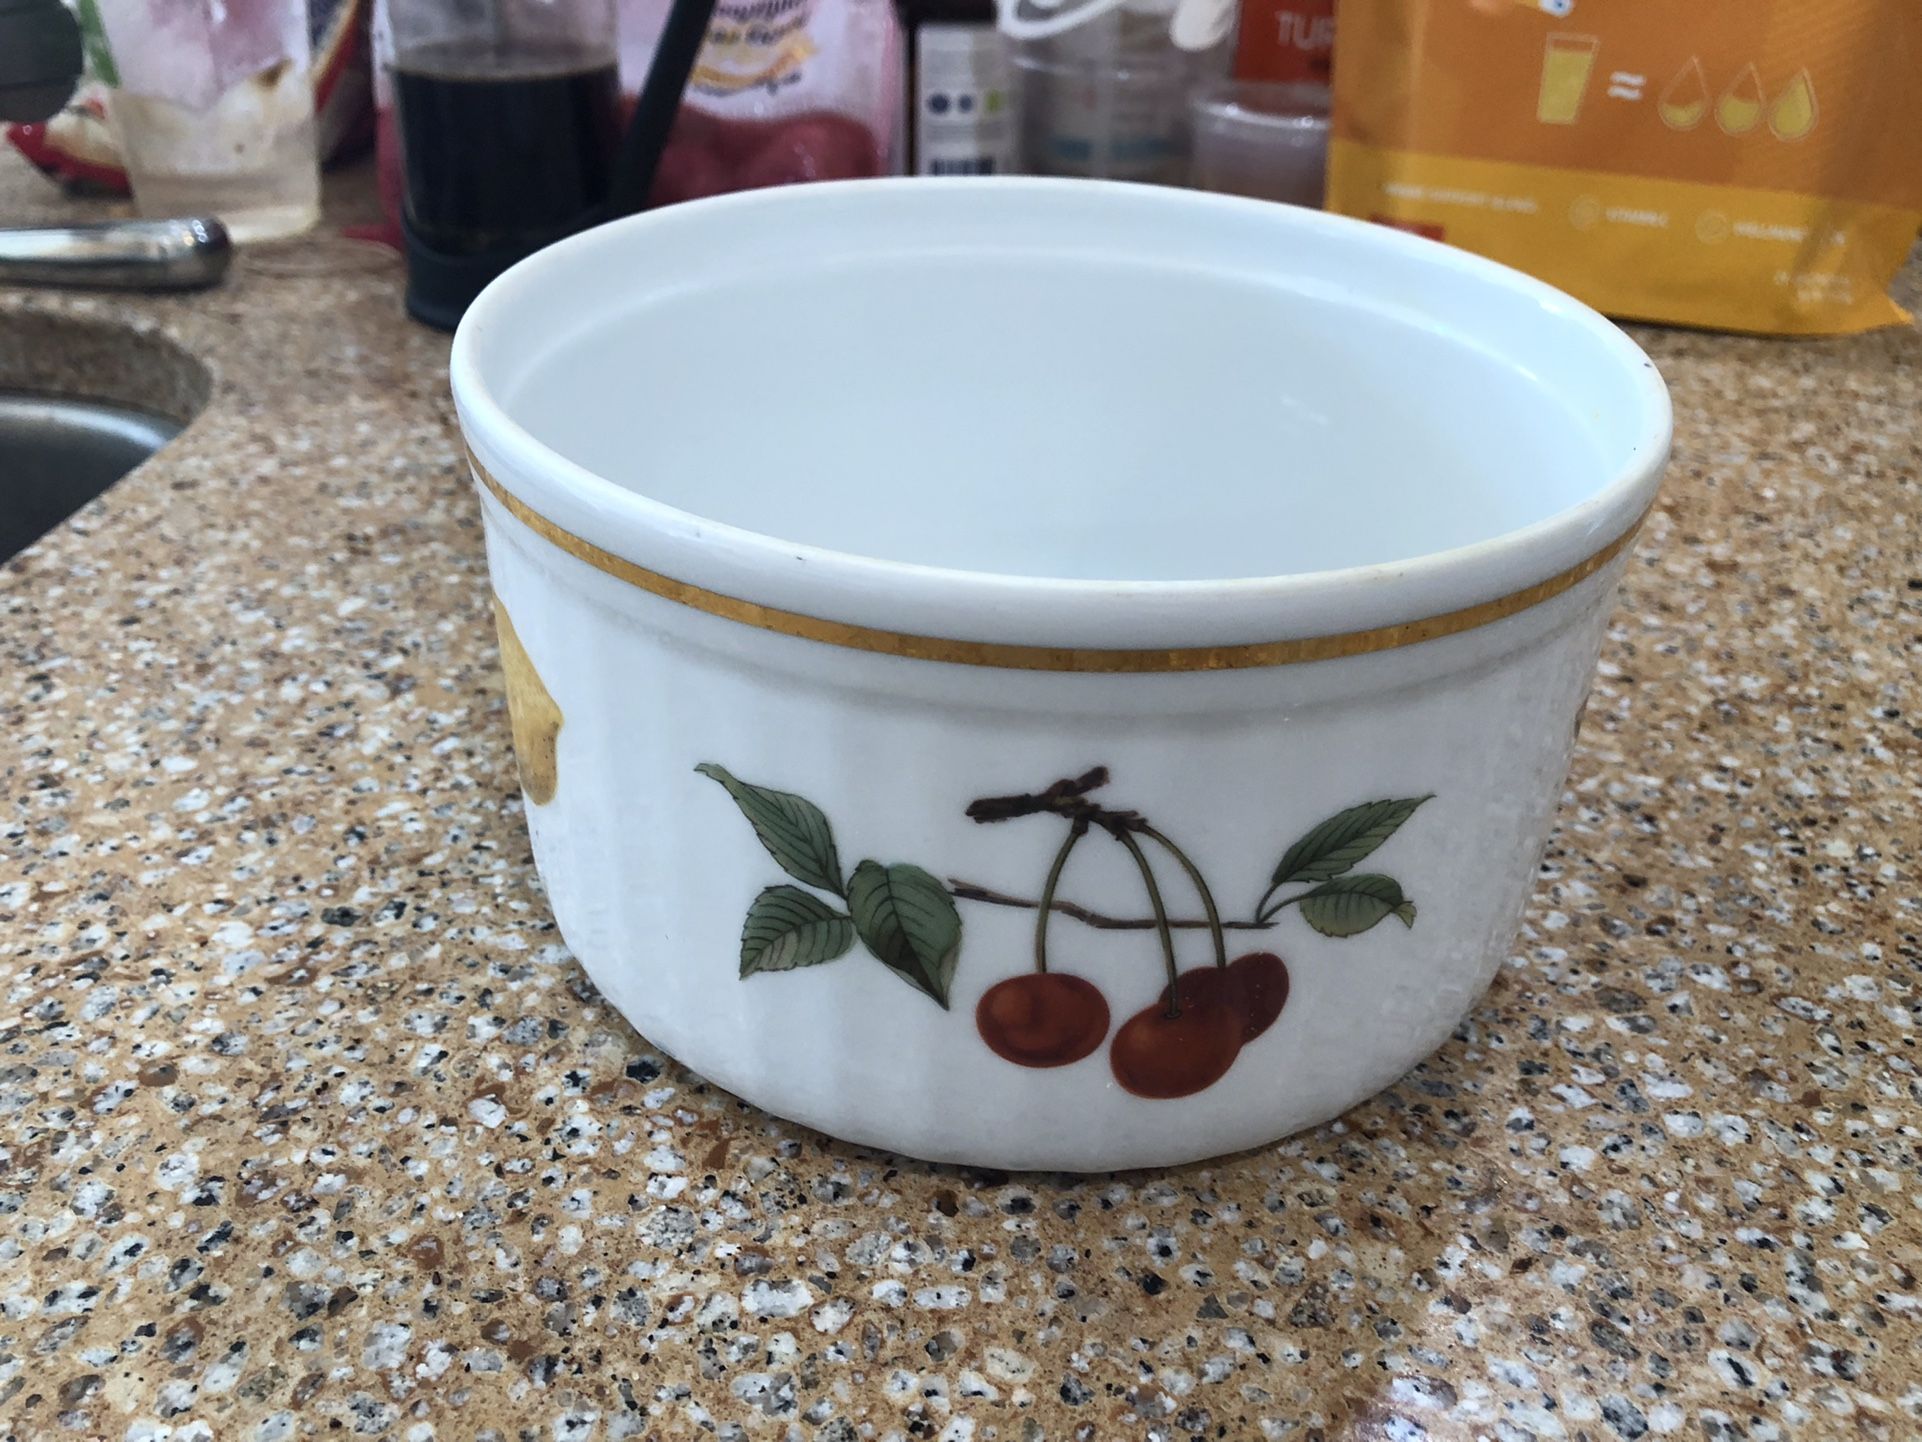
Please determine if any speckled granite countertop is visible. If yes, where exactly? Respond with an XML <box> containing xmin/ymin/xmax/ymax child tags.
<box><xmin>2</xmin><ymin>154</ymin><xmax>1919</xmax><ymax>1442</ymax></box>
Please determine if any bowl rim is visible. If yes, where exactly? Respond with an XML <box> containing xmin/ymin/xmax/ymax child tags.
<box><xmin>451</xmin><ymin>178</ymin><xmax>1672</xmax><ymax>664</ymax></box>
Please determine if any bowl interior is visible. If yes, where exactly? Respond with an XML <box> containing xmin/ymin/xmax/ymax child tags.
<box><xmin>467</xmin><ymin>182</ymin><xmax>1661</xmax><ymax>586</ymax></box>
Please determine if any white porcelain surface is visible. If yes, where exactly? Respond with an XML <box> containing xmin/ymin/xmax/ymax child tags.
<box><xmin>452</xmin><ymin>179</ymin><xmax>1670</xmax><ymax>1171</ymax></box>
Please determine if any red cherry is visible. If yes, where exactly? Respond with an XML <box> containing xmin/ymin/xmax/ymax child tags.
<box><xmin>977</xmin><ymin>973</ymin><xmax>1110</xmax><ymax>1068</ymax></box>
<box><xmin>1164</xmin><ymin>953</ymin><xmax>1291</xmax><ymax>1043</ymax></box>
<box><xmin>1162</xmin><ymin>965</ymin><xmax>1224</xmax><ymax>1010</ymax></box>
<box><xmin>733</xmin><ymin>113</ymin><xmax>880</xmax><ymax>190</ymax></box>
<box><xmin>1224</xmin><ymin>952</ymin><xmax>1289</xmax><ymax>1039</ymax></box>
<box><xmin>1108</xmin><ymin>995</ymin><xmax>1243</xmax><ymax>1099</ymax></box>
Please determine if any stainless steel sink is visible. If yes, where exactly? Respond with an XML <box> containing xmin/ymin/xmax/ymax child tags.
<box><xmin>0</xmin><ymin>310</ymin><xmax>209</xmax><ymax>564</ymax></box>
<box><xmin>0</xmin><ymin>392</ymin><xmax>181</xmax><ymax>560</ymax></box>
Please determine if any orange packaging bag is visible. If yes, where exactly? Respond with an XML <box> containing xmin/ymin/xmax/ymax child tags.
<box><xmin>1325</xmin><ymin>0</ymin><xmax>1922</xmax><ymax>334</ymax></box>
<box><xmin>1235</xmin><ymin>0</ymin><xmax>1335</xmax><ymax>86</ymax></box>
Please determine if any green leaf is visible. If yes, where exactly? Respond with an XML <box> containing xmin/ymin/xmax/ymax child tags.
<box><xmin>1297</xmin><ymin>874</ymin><xmax>1417</xmax><ymax>937</ymax></box>
<box><xmin>76</xmin><ymin>0</ymin><xmax>121</xmax><ymax>86</ymax></box>
<box><xmin>740</xmin><ymin>886</ymin><xmax>856</xmax><ymax>977</ymax></box>
<box><xmin>846</xmin><ymin>860</ymin><xmax>963</xmax><ymax>1009</ymax></box>
<box><xmin>1271</xmin><ymin>795</ymin><xmax>1433</xmax><ymax>888</ymax></box>
<box><xmin>696</xmin><ymin>763</ymin><xmax>845</xmax><ymax>896</ymax></box>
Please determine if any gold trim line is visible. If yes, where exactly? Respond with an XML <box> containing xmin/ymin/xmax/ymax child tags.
<box><xmin>471</xmin><ymin>454</ymin><xmax>1644</xmax><ymax>673</ymax></box>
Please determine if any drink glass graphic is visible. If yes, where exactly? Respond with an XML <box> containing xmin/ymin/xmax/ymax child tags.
<box><xmin>1537</xmin><ymin>34</ymin><xmax>1600</xmax><ymax>125</ymax></box>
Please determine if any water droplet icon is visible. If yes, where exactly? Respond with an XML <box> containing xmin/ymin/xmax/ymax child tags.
<box><xmin>1769</xmin><ymin>70</ymin><xmax>1817</xmax><ymax>141</ymax></box>
<box><xmin>1717</xmin><ymin>64</ymin><xmax>1764</xmax><ymax>136</ymax></box>
<box><xmin>1659</xmin><ymin>57</ymin><xmax>1709</xmax><ymax>131</ymax></box>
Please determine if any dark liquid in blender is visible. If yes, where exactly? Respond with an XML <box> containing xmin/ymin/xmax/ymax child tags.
<box><xmin>394</xmin><ymin>42</ymin><xmax>622</xmax><ymax>256</ymax></box>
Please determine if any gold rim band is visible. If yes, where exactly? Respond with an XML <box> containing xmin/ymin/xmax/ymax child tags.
<box><xmin>472</xmin><ymin>454</ymin><xmax>1643</xmax><ymax>673</ymax></box>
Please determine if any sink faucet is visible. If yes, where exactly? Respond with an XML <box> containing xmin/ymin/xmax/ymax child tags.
<box><xmin>0</xmin><ymin>217</ymin><xmax>234</xmax><ymax>289</ymax></box>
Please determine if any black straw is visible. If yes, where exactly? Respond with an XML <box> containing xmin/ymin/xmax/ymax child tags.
<box><xmin>606</xmin><ymin>0</ymin><xmax>722</xmax><ymax>217</ymax></box>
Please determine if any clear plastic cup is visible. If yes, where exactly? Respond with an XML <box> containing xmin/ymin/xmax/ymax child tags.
<box><xmin>1009</xmin><ymin>47</ymin><xmax>1194</xmax><ymax>183</ymax></box>
<box><xmin>1188</xmin><ymin>80</ymin><xmax>1329</xmax><ymax>207</ymax></box>
<box><xmin>96</xmin><ymin>0</ymin><xmax>320</xmax><ymax>242</ymax></box>
<box><xmin>1005</xmin><ymin>1</ymin><xmax>1231</xmax><ymax>184</ymax></box>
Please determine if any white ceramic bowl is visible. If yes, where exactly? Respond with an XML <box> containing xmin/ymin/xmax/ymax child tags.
<box><xmin>451</xmin><ymin>179</ymin><xmax>1669</xmax><ymax>1171</ymax></box>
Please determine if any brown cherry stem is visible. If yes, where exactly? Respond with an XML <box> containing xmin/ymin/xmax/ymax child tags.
<box><xmin>1257</xmin><ymin>891</ymin><xmax>1307</xmax><ymax>925</ymax></box>
<box><xmin>1113</xmin><ymin>828</ymin><xmax>1182</xmax><ymax>1017</ymax></box>
<box><xmin>968</xmin><ymin>768</ymin><xmax>1143</xmax><ymax>833</ymax></box>
<box><xmin>1254</xmin><ymin>878</ymin><xmax>1292</xmax><ymax>925</ymax></box>
<box><xmin>1033</xmin><ymin>820</ymin><xmax>1087</xmax><ymax>975</ymax></box>
<box><xmin>1137</xmin><ymin>825</ymin><xmax>1227</xmax><ymax>970</ymax></box>
<box><xmin>945</xmin><ymin>881</ymin><xmax>1274</xmax><ymax>932</ymax></box>
<box><xmin>1254</xmin><ymin>883</ymin><xmax>1278</xmax><ymax>923</ymax></box>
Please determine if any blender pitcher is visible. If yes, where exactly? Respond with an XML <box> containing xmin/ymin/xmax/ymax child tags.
<box><xmin>387</xmin><ymin>0</ymin><xmax>624</xmax><ymax>329</ymax></box>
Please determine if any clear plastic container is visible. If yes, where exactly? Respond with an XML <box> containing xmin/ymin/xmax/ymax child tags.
<box><xmin>1007</xmin><ymin>7</ymin><xmax>1231</xmax><ymax>184</ymax></box>
<box><xmin>96</xmin><ymin>0</ymin><xmax>320</xmax><ymax>242</ymax></box>
<box><xmin>1010</xmin><ymin>48</ymin><xmax>1193</xmax><ymax>182</ymax></box>
<box><xmin>1187</xmin><ymin>78</ymin><xmax>1328</xmax><ymax>206</ymax></box>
